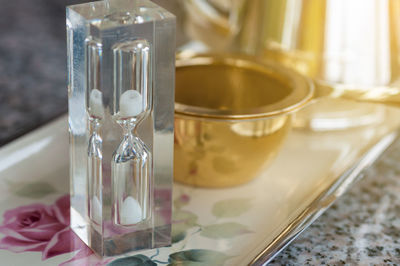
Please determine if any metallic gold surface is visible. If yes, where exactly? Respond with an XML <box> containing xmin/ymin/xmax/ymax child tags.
<box><xmin>174</xmin><ymin>54</ymin><xmax>313</xmax><ymax>187</ymax></box>
<box><xmin>183</xmin><ymin>0</ymin><xmax>400</xmax><ymax>107</ymax></box>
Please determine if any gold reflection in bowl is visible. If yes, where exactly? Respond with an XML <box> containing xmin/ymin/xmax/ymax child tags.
<box><xmin>174</xmin><ymin>54</ymin><xmax>313</xmax><ymax>187</ymax></box>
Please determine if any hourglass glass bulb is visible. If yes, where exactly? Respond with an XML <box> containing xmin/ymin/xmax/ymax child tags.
<box><xmin>89</xmin><ymin>89</ymin><xmax>105</xmax><ymax>118</ymax></box>
<box><xmin>111</xmin><ymin>39</ymin><xmax>152</xmax><ymax>227</ymax></box>
<box><xmin>119</xmin><ymin>90</ymin><xmax>143</xmax><ymax>118</ymax></box>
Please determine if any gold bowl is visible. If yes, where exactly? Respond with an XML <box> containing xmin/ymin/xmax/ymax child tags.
<box><xmin>174</xmin><ymin>54</ymin><xmax>314</xmax><ymax>187</ymax></box>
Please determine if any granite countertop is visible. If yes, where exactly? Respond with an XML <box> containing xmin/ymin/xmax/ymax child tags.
<box><xmin>1</xmin><ymin>1</ymin><xmax>400</xmax><ymax>265</ymax></box>
<box><xmin>271</xmin><ymin>139</ymin><xmax>400</xmax><ymax>265</ymax></box>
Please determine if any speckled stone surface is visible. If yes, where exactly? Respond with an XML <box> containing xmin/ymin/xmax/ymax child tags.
<box><xmin>271</xmin><ymin>137</ymin><xmax>400</xmax><ymax>265</ymax></box>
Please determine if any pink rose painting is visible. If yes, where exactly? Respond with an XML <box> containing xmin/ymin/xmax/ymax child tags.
<box><xmin>0</xmin><ymin>195</ymin><xmax>107</xmax><ymax>266</ymax></box>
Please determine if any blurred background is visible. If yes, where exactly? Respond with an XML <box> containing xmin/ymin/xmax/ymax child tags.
<box><xmin>0</xmin><ymin>0</ymin><xmax>183</xmax><ymax>145</ymax></box>
<box><xmin>2</xmin><ymin>0</ymin><xmax>400</xmax><ymax>145</ymax></box>
<box><xmin>0</xmin><ymin>0</ymin><xmax>79</xmax><ymax>145</ymax></box>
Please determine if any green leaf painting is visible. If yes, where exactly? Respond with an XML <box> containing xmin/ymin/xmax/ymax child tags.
<box><xmin>168</xmin><ymin>249</ymin><xmax>230</xmax><ymax>266</ymax></box>
<box><xmin>173</xmin><ymin>210</ymin><xmax>198</xmax><ymax>226</ymax></box>
<box><xmin>172</xmin><ymin>210</ymin><xmax>198</xmax><ymax>243</ymax></box>
<box><xmin>212</xmin><ymin>198</ymin><xmax>252</xmax><ymax>218</ymax></box>
<box><xmin>10</xmin><ymin>181</ymin><xmax>56</xmax><ymax>199</ymax></box>
<box><xmin>200</xmin><ymin>222</ymin><xmax>252</xmax><ymax>239</ymax></box>
<box><xmin>172</xmin><ymin>231</ymin><xmax>187</xmax><ymax>244</ymax></box>
<box><xmin>108</xmin><ymin>254</ymin><xmax>156</xmax><ymax>266</ymax></box>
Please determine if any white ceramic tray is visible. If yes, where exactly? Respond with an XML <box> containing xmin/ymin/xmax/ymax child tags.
<box><xmin>0</xmin><ymin>104</ymin><xmax>399</xmax><ymax>266</ymax></box>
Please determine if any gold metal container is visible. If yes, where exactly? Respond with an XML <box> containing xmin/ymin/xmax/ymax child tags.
<box><xmin>174</xmin><ymin>54</ymin><xmax>314</xmax><ymax>187</ymax></box>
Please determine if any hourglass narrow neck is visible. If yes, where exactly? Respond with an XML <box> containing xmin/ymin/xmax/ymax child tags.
<box><xmin>119</xmin><ymin>117</ymin><xmax>143</xmax><ymax>136</ymax></box>
<box><xmin>90</xmin><ymin>117</ymin><xmax>102</xmax><ymax>131</ymax></box>
<box><xmin>123</xmin><ymin>124</ymin><xmax>135</xmax><ymax>136</ymax></box>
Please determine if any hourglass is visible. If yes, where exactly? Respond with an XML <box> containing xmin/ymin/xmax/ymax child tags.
<box><xmin>112</xmin><ymin>40</ymin><xmax>152</xmax><ymax>226</ymax></box>
<box><xmin>86</xmin><ymin>40</ymin><xmax>103</xmax><ymax>225</ymax></box>
<box><xmin>68</xmin><ymin>0</ymin><xmax>175</xmax><ymax>256</ymax></box>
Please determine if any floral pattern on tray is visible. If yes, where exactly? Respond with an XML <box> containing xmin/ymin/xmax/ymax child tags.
<box><xmin>0</xmin><ymin>194</ymin><xmax>107</xmax><ymax>266</ymax></box>
<box><xmin>0</xmin><ymin>181</ymin><xmax>254</xmax><ymax>265</ymax></box>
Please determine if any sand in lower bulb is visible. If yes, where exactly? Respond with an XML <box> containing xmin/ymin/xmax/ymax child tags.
<box><xmin>120</xmin><ymin>196</ymin><xmax>143</xmax><ymax>225</ymax></box>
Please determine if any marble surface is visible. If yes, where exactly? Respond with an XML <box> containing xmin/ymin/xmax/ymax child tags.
<box><xmin>1</xmin><ymin>1</ymin><xmax>400</xmax><ymax>265</ymax></box>
<box><xmin>271</xmin><ymin>138</ymin><xmax>400</xmax><ymax>265</ymax></box>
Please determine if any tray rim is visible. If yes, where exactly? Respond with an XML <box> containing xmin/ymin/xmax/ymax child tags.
<box><xmin>249</xmin><ymin>132</ymin><xmax>397</xmax><ymax>265</ymax></box>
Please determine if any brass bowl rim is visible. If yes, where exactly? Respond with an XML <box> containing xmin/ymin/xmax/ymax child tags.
<box><xmin>175</xmin><ymin>53</ymin><xmax>315</xmax><ymax>120</ymax></box>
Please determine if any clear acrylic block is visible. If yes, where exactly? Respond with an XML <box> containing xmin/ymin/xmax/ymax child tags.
<box><xmin>67</xmin><ymin>0</ymin><xmax>175</xmax><ymax>257</ymax></box>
